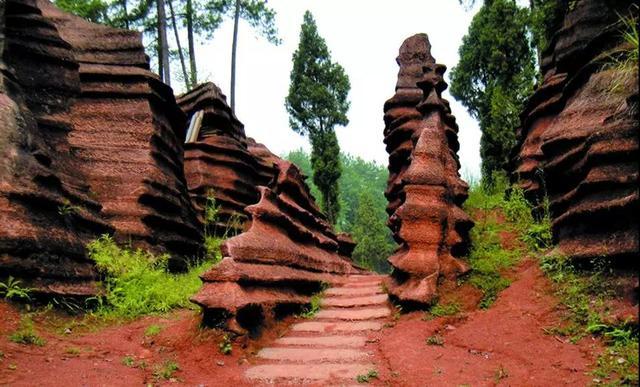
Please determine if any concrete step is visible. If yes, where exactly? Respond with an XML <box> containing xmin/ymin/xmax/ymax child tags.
<box><xmin>274</xmin><ymin>335</ymin><xmax>367</xmax><ymax>348</ymax></box>
<box><xmin>256</xmin><ymin>347</ymin><xmax>370</xmax><ymax>362</ymax></box>
<box><xmin>245</xmin><ymin>363</ymin><xmax>375</xmax><ymax>382</ymax></box>
<box><xmin>322</xmin><ymin>294</ymin><xmax>388</xmax><ymax>308</ymax></box>
<box><xmin>290</xmin><ymin>321</ymin><xmax>383</xmax><ymax>333</ymax></box>
<box><xmin>315</xmin><ymin>307</ymin><xmax>391</xmax><ymax>321</ymax></box>
<box><xmin>325</xmin><ymin>286</ymin><xmax>383</xmax><ymax>297</ymax></box>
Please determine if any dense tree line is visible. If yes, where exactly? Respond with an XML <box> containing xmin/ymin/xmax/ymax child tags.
<box><xmin>285</xmin><ymin>150</ymin><xmax>395</xmax><ymax>273</ymax></box>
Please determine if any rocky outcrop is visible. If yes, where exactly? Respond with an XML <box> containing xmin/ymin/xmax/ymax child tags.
<box><xmin>39</xmin><ymin>1</ymin><xmax>202</xmax><ymax>267</ymax></box>
<box><xmin>0</xmin><ymin>0</ymin><xmax>201</xmax><ymax>296</ymax></box>
<box><xmin>0</xmin><ymin>0</ymin><xmax>113</xmax><ymax>296</ymax></box>
<box><xmin>511</xmin><ymin>0</ymin><xmax>638</xmax><ymax>263</ymax></box>
<box><xmin>192</xmin><ymin>159</ymin><xmax>361</xmax><ymax>333</ymax></box>
<box><xmin>180</xmin><ymin>83</ymin><xmax>273</xmax><ymax>234</ymax></box>
<box><xmin>383</xmin><ymin>34</ymin><xmax>473</xmax><ymax>306</ymax></box>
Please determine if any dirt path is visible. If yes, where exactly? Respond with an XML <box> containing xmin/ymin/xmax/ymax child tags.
<box><xmin>245</xmin><ymin>274</ymin><xmax>390</xmax><ymax>385</ymax></box>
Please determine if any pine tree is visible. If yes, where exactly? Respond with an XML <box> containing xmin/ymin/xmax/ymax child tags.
<box><xmin>352</xmin><ymin>191</ymin><xmax>393</xmax><ymax>272</ymax></box>
<box><xmin>285</xmin><ymin>11</ymin><xmax>350</xmax><ymax>224</ymax></box>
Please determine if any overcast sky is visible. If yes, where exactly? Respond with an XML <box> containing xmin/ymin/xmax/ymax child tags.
<box><xmin>186</xmin><ymin>0</ymin><xmax>483</xmax><ymax>179</ymax></box>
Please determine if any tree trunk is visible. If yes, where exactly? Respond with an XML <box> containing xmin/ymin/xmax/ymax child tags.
<box><xmin>168</xmin><ymin>0</ymin><xmax>190</xmax><ymax>90</ymax></box>
<box><xmin>157</xmin><ymin>0</ymin><xmax>171</xmax><ymax>86</ymax></box>
<box><xmin>122</xmin><ymin>0</ymin><xmax>129</xmax><ymax>29</ymax></box>
<box><xmin>230</xmin><ymin>0</ymin><xmax>241</xmax><ymax>111</ymax></box>
<box><xmin>186</xmin><ymin>0</ymin><xmax>197</xmax><ymax>86</ymax></box>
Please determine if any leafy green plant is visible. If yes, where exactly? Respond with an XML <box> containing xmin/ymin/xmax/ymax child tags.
<box><xmin>219</xmin><ymin>334</ymin><xmax>232</xmax><ymax>355</ymax></box>
<box><xmin>87</xmin><ymin>235</ymin><xmax>210</xmax><ymax>318</ymax></box>
<box><xmin>424</xmin><ymin>301</ymin><xmax>461</xmax><ymax>320</ymax></box>
<box><xmin>121</xmin><ymin>356</ymin><xmax>135</xmax><ymax>367</ymax></box>
<box><xmin>144</xmin><ymin>324</ymin><xmax>163</xmax><ymax>337</ymax></box>
<box><xmin>57</xmin><ymin>200</ymin><xmax>81</xmax><ymax>216</ymax></box>
<box><xmin>203</xmin><ymin>191</ymin><xmax>242</xmax><ymax>264</ymax></box>
<box><xmin>356</xmin><ymin>369</ymin><xmax>379</xmax><ymax>383</ymax></box>
<box><xmin>604</xmin><ymin>7</ymin><xmax>639</xmax><ymax>95</ymax></box>
<box><xmin>153</xmin><ymin>360</ymin><xmax>179</xmax><ymax>380</ymax></box>
<box><xmin>426</xmin><ymin>334</ymin><xmax>445</xmax><ymax>346</ymax></box>
<box><xmin>300</xmin><ymin>293</ymin><xmax>323</xmax><ymax>319</ymax></box>
<box><xmin>0</xmin><ymin>276</ymin><xmax>31</xmax><ymax>301</ymax></box>
<box><xmin>9</xmin><ymin>316</ymin><xmax>45</xmax><ymax>346</ymax></box>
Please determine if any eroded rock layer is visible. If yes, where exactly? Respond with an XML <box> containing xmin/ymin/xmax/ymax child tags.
<box><xmin>39</xmin><ymin>0</ymin><xmax>202</xmax><ymax>265</ymax></box>
<box><xmin>179</xmin><ymin>83</ymin><xmax>273</xmax><ymax>234</ymax></box>
<box><xmin>0</xmin><ymin>0</ymin><xmax>112</xmax><ymax>296</ymax></box>
<box><xmin>511</xmin><ymin>0</ymin><xmax>638</xmax><ymax>263</ymax></box>
<box><xmin>192</xmin><ymin>159</ymin><xmax>361</xmax><ymax>333</ymax></box>
<box><xmin>383</xmin><ymin>34</ymin><xmax>473</xmax><ymax>305</ymax></box>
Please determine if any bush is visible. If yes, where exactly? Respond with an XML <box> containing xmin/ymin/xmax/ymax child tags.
<box><xmin>87</xmin><ymin>235</ymin><xmax>210</xmax><ymax>318</ymax></box>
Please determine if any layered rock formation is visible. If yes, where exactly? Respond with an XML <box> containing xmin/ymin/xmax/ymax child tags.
<box><xmin>192</xmin><ymin>158</ymin><xmax>361</xmax><ymax>333</ymax></box>
<box><xmin>180</xmin><ymin>83</ymin><xmax>274</xmax><ymax>234</ymax></box>
<box><xmin>0</xmin><ymin>0</ymin><xmax>201</xmax><ymax>295</ymax></box>
<box><xmin>0</xmin><ymin>0</ymin><xmax>113</xmax><ymax>295</ymax></box>
<box><xmin>511</xmin><ymin>0</ymin><xmax>638</xmax><ymax>263</ymax></box>
<box><xmin>383</xmin><ymin>34</ymin><xmax>473</xmax><ymax>305</ymax></box>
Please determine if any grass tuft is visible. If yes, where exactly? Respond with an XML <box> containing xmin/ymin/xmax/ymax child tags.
<box><xmin>9</xmin><ymin>316</ymin><xmax>45</xmax><ymax>346</ymax></box>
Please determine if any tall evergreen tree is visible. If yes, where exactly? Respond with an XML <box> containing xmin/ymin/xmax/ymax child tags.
<box><xmin>285</xmin><ymin>11</ymin><xmax>351</xmax><ymax>224</ymax></box>
<box><xmin>352</xmin><ymin>191</ymin><xmax>393</xmax><ymax>273</ymax></box>
<box><xmin>450</xmin><ymin>0</ymin><xmax>535</xmax><ymax>182</ymax></box>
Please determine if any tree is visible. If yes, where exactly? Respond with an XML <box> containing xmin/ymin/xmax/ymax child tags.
<box><xmin>285</xmin><ymin>11</ymin><xmax>350</xmax><ymax>224</ymax></box>
<box><xmin>54</xmin><ymin>0</ymin><xmax>111</xmax><ymax>23</ymax></box>
<box><xmin>450</xmin><ymin>0</ymin><xmax>535</xmax><ymax>182</ymax></box>
<box><xmin>352</xmin><ymin>191</ymin><xmax>393</xmax><ymax>273</ymax></box>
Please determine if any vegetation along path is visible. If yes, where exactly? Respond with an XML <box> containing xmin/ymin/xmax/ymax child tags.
<box><xmin>245</xmin><ymin>274</ymin><xmax>389</xmax><ymax>385</ymax></box>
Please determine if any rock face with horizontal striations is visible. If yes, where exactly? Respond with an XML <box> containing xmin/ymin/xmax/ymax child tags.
<box><xmin>192</xmin><ymin>158</ymin><xmax>362</xmax><ymax>334</ymax></box>
<box><xmin>383</xmin><ymin>34</ymin><xmax>473</xmax><ymax>306</ymax></box>
<box><xmin>179</xmin><ymin>83</ymin><xmax>273</xmax><ymax>235</ymax></box>
<box><xmin>0</xmin><ymin>0</ymin><xmax>113</xmax><ymax>296</ymax></box>
<box><xmin>0</xmin><ymin>0</ymin><xmax>202</xmax><ymax>295</ymax></box>
<box><xmin>510</xmin><ymin>0</ymin><xmax>638</xmax><ymax>264</ymax></box>
<box><xmin>39</xmin><ymin>0</ymin><xmax>202</xmax><ymax>267</ymax></box>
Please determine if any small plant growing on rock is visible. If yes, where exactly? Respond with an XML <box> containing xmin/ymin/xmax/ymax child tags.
<box><xmin>356</xmin><ymin>369</ymin><xmax>379</xmax><ymax>383</ymax></box>
<box><xmin>219</xmin><ymin>334</ymin><xmax>232</xmax><ymax>355</ymax></box>
<box><xmin>57</xmin><ymin>200</ymin><xmax>80</xmax><ymax>217</ymax></box>
<box><xmin>153</xmin><ymin>360</ymin><xmax>179</xmax><ymax>380</ymax></box>
<box><xmin>301</xmin><ymin>294</ymin><xmax>323</xmax><ymax>319</ymax></box>
<box><xmin>0</xmin><ymin>276</ymin><xmax>31</xmax><ymax>301</ymax></box>
<box><xmin>426</xmin><ymin>334</ymin><xmax>445</xmax><ymax>346</ymax></box>
<box><xmin>121</xmin><ymin>356</ymin><xmax>135</xmax><ymax>367</ymax></box>
<box><xmin>144</xmin><ymin>324</ymin><xmax>162</xmax><ymax>337</ymax></box>
<box><xmin>9</xmin><ymin>316</ymin><xmax>45</xmax><ymax>346</ymax></box>
<box><xmin>424</xmin><ymin>301</ymin><xmax>461</xmax><ymax>320</ymax></box>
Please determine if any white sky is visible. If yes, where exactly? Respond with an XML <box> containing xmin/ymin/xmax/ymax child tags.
<box><xmin>180</xmin><ymin>0</ymin><xmax>483</xmax><ymax>179</ymax></box>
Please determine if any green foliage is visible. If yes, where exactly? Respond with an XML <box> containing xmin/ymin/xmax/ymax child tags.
<box><xmin>65</xmin><ymin>347</ymin><xmax>81</xmax><ymax>356</ymax></box>
<box><xmin>425</xmin><ymin>334</ymin><xmax>445</xmax><ymax>346</ymax></box>
<box><xmin>425</xmin><ymin>301</ymin><xmax>461</xmax><ymax>320</ymax></box>
<box><xmin>87</xmin><ymin>235</ymin><xmax>209</xmax><ymax>318</ymax></box>
<box><xmin>219</xmin><ymin>334</ymin><xmax>232</xmax><ymax>355</ymax></box>
<box><xmin>54</xmin><ymin>0</ymin><xmax>111</xmax><ymax>23</ymax></box>
<box><xmin>284</xmin><ymin>150</ymin><xmax>395</xmax><ymax>273</ymax></box>
<box><xmin>540</xmin><ymin>254</ymin><xmax>638</xmax><ymax>385</ymax></box>
<box><xmin>9</xmin><ymin>316</ymin><xmax>46</xmax><ymax>346</ymax></box>
<box><xmin>144</xmin><ymin>324</ymin><xmax>163</xmax><ymax>337</ymax></box>
<box><xmin>0</xmin><ymin>276</ymin><xmax>31</xmax><ymax>301</ymax></box>
<box><xmin>300</xmin><ymin>293</ymin><xmax>323</xmax><ymax>319</ymax></box>
<box><xmin>202</xmin><ymin>192</ymin><xmax>237</xmax><ymax>264</ymax></box>
<box><xmin>450</xmin><ymin>0</ymin><xmax>535</xmax><ymax>179</ymax></box>
<box><xmin>285</xmin><ymin>11</ymin><xmax>350</xmax><ymax>224</ymax></box>
<box><xmin>356</xmin><ymin>369</ymin><xmax>379</xmax><ymax>383</ymax></box>
<box><xmin>529</xmin><ymin>0</ymin><xmax>565</xmax><ymax>55</ymax></box>
<box><xmin>153</xmin><ymin>360</ymin><xmax>180</xmax><ymax>380</ymax></box>
<box><xmin>605</xmin><ymin>8</ymin><xmax>639</xmax><ymax>96</ymax></box>
<box><xmin>121</xmin><ymin>355</ymin><xmax>136</xmax><ymax>367</ymax></box>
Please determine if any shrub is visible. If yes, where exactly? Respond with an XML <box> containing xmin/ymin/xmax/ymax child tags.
<box><xmin>87</xmin><ymin>235</ymin><xmax>210</xmax><ymax>318</ymax></box>
<box><xmin>0</xmin><ymin>276</ymin><xmax>31</xmax><ymax>301</ymax></box>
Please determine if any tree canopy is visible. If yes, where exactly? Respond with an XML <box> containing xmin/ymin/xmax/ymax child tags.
<box><xmin>450</xmin><ymin>0</ymin><xmax>535</xmax><ymax>182</ymax></box>
<box><xmin>285</xmin><ymin>11</ymin><xmax>350</xmax><ymax>224</ymax></box>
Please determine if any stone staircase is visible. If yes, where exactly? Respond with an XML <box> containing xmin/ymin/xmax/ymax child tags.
<box><xmin>245</xmin><ymin>275</ymin><xmax>390</xmax><ymax>385</ymax></box>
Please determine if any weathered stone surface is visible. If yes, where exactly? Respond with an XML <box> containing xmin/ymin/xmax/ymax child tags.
<box><xmin>192</xmin><ymin>159</ymin><xmax>361</xmax><ymax>333</ymax></box>
<box><xmin>179</xmin><ymin>83</ymin><xmax>272</xmax><ymax>234</ymax></box>
<box><xmin>0</xmin><ymin>0</ymin><xmax>113</xmax><ymax>296</ymax></box>
<box><xmin>0</xmin><ymin>0</ymin><xmax>201</xmax><ymax>295</ymax></box>
<box><xmin>511</xmin><ymin>0</ymin><xmax>638</xmax><ymax>263</ymax></box>
<box><xmin>383</xmin><ymin>34</ymin><xmax>473</xmax><ymax>305</ymax></box>
<box><xmin>40</xmin><ymin>0</ymin><xmax>202</xmax><ymax>266</ymax></box>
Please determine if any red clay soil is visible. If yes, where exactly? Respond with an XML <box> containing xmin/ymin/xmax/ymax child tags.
<box><xmin>369</xmin><ymin>258</ymin><xmax>602</xmax><ymax>386</ymax></box>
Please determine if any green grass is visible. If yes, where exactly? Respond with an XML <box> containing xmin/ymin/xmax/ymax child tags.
<box><xmin>121</xmin><ymin>355</ymin><xmax>135</xmax><ymax>367</ymax></box>
<box><xmin>87</xmin><ymin>235</ymin><xmax>212</xmax><ymax>319</ymax></box>
<box><xmin>356</xmin><ymin>369</ymin><xmax>379</xmax><ymax>383</ymax></box>
<box><xmin>425</xmin><ymin>334</ymin><xmax>445</xmax><ymax>346</ymax></box>
<box><xmin>604</xmin><ymin>8</ymin><xmax>639</xmax><ymax>95</ymax></box>
<box><xmin>144</xmin><ymin>324</ymin><xmax>163</xmax><ymax>337</ymax></box>
<box><xmin>300</xmin><ymin>293</ymin><xmax>323</xmax><ymax>319</ymax></box>
<box><xmin>540</xmin><ymin>254</ymin><xmax>638</xmax><ymax>385</ymax></box>
<box><xmin>424</xmin><ymin>301</ymin><xmax>461</xmax><ymax>320</ymax></box>
<box><xmin>9</xmin><ymin>316</ymin><xmax>45</xmax><ymax>346</ymax></box>
<box><xmin>153</xmin><ymin>360</ymin><xmax>180</xmax><ymax>380</ymax></box>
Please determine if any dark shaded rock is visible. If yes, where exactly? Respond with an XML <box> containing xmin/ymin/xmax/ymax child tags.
<box><xmin>510</xmin><ymin>0</ymin><xmax>638</xmax><ymax>264</ymax></box>
<box><xmin>383</xmin><ymin>34</ymin><xmax>473</xmax><ymax>305</ymax></box>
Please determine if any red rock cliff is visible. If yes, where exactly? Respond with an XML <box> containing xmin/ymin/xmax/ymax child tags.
<box><xmin>383</xmin><ymin>34</ymin><xmax>473</xmax><ymax>306</ymax></box>
<box><xmin>511</xmin><ymin>0</ymin><xmax>638</xmax><ymax>263</ymax></box>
